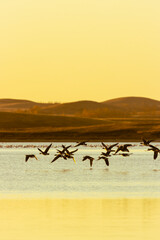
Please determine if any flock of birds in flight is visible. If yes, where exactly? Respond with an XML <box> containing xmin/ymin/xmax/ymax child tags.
<box><xmin>25</xmin><ymin>138</ymin><xmax>160</xmax><ymax>168</ymax></box>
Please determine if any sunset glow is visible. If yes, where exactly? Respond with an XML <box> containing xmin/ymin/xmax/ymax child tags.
<box><xmin>1</xmin><ymin>0</ymin><xmax>160</xmax><ymax>102</ymax></box>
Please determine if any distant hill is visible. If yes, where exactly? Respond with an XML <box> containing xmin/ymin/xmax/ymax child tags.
<box><xmin>102</xmin><ymin>97</ymin><xmax>160</xmax><ymax>113</ymax></box>
<box><xmin>0</xmin><ymin>97</ymin><xmax>160</xmax><ymax>118</ymax></box>
<box><xmin>0</xmin><ymin>97</ymin><xmax>160</xmax><ymax>141</ymax></box>
<box><xmin>0</xmin><ymin>98</ymin><xmax>57</xmax><ymax>113</ymax></box>
<box><xmin>38</xmin><ymin>100</ymin><xmax>106</xmax><ymax>115</ymax></box>
<box><xmin>39</xmin><ymin>97</ymin><xmax>160</xmax><ymax>117</ymax></box>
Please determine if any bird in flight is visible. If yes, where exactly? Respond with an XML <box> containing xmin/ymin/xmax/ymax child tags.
<box><xmin>75</xmin><ymin>141</ymin><xmax>87</xmax><ymax>147</ymax></box>
<box><xmin>82</xmin><ymin>155</ymin><xmax>94</xmax><ymax>167</ymax></box>
<box><xmin>147</xmin><ymin>144</ymin><xmax>160</xmax><ymax>160</ymax></box>
<box><xmin>65</xmin><ymin>148</ymin><xmax>78</xmax><ymax>157</ymax></box>
<box><xmin>101</xmin><ymin>142</ymin><xmax>118</xmax><ymax>153</ymax></box>
<box><xmin>25</xmin><ymin>154</ymin><xmax>38</xmax><ymax>162</ymax></box>
<box><xmin>100</xmin><ymin>151</ymin><xmax>111</xmax><ymax>158</ymax></box>
<box><xmin>97</xmin><ymin>156</ymin><xmax>109</xmax><ymax>166</ymax></box>
<box><xmin>51</xmin><ymin>153</ymin><xmax>67</xmax><ymax>163</ymax></box>
<box><xmin>140</xmin><ymin>138</ymin><xmax>154</xmax><ymax>146</ymax></box>
<box><xmin>115</xmin><ymin>144</ymin><xmax>132</xmax><ymax>154</ymax></box>
<box><xmin>61</xmin><ymin>144</ymin><xmax>71</xmax><ymax>151</ymax></box>
<box><xmin>38</xmin><ymin>143</ymin><xmax>52</xmax><ymax>155</ymax></box>
<box><xmin>51</xmin><ymin>146</ymin><xmax>77</xmax><ymax>163</ymax></box>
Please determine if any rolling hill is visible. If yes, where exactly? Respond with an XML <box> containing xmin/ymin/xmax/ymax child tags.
<box><xmin>38</xmin><ymin>100</ymin><xmax>106</xmax><ymax>115</ymax></box>
<box><xmin>0</xmin><ymin>97</ymin><xmax>160</xmax><ymax>118</ymax></box>
<box><xmin>39</xmin><ymin>97</ymin><xmax>160</xmax><ymax>118</ymax></box>
<box><xmin>102</xmin><ymin>97</ymin><xmax>160</xmax><ymax>113</ymax></box>
<box><xmin>0</xmin><ymin>98</ymin><xmax>56</xmax><ymax>113</ymax></box>
<box><xmin>0</xmin><ymin>97</ymin><xmax>160</xmax><ymax>141</ymax></box>
<box><xmin>36</xmin><ymin>97</ymin><xmax>160</xmax><ymax>117</ymax></box>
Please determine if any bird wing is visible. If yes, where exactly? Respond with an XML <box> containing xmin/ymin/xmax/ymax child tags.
<box><xmin>148</xmin><ymin>144</ymin><xmax>159</xmax><ymax>151</ymax></box>
<box><xmin>65</xmin><ymin>148</ymin><xmax>70</xmax><ymax>155</ymax></box>
<box><xmin>90</xmin><ymin>159</ymin><xmax>93</xmax><ymax>167</ymax></box>
<box><xmin>101</xmin><ymin>152</ymin><xmax>106</xmax><ymax>156</ymax></box>
<box><xmin>44</xmin><ymin>143</ymin><xmax>52</xmax><ymax>153</ymax></box>
<box><xmin>83</xmin><ymin>156</ymin><xmax>92</xmax><ymax>161</ymax></box>
<box><xmin>101</xmin><ymin>142</ymin><xmax>107</xmax><ymax>149</ymax></box>
<box><xmin>38</xmin><ymin>148</ymin><xmax>44</xmax><ymax>154</ymax></box>
<box><xmin>66</xmin><ymin>145</ymin><xmax>71</xmax><ymax>149</ymax></box>
<box><xmin>115</xmin><ymin>147</ymin><xmax>121</xmax><ymax>154</ymax></box>
<box><xmin>34</xmin><ymin>155</ymin><xmax>38</xmax><ymax>160</ymax></box>
<box><xmin>82</xmin><ymin>156</ymin><xmax>89</xmax><ymax>161</ymax></box>
<box><xmin>104</xmin><ymin>158</ymin><xmax>109</xmax><ymax>166</ymax></box>
<box><xmin>25</xmin><ymin>155</ymin><xmax>30</xmax><ymax>162</ymax></box>
<box><xmin>108</xmin><ymin>143</ymin><xmax>118</xmax><ymax>149</ymax></box>
<box><xmin>98</xmin><ymin>156</ymin><xmax>105</xmax><ymax>160</ymax></box>
<box><xmin>124</xmin><ymin>144</ymin><xmax>132</xmax><ymax>147</ymax></box>
<box><xmin>74</xmin><ymin>143</ymin><xmax>80</xmax><ymax>147</ymax></box>
<box><xmin>51</xmin><ymin>155</ymin><xmax>61</xmax><ymax>163</ymax></box>
<box><xmin>142</xmin><ymin>138</ymin><xmax>146</xmax><ymax>144</ymax></box>
<box><xmin>102</xmin><ymin>151</ymin><xmax>111</xmax><ymax>157</ymax></box>
<box><xmin>57</xmin><ymin>149</ymin><xmax>64</xmax><ymax>154</ymax></box>
<box><xmin>76</xmin><ymin>141</ymin><xmax>87</xmax><ymax>146</ymax></box>
<box><xmin>70</xmin><ymin>149</ymin><xmax>78</xmax><ymax>154</ymax></box>
<box><xmin>62</xmin><ymin>145</ymin><xmax>71</xmax><ymax>150</ymax></box>
<box><xmin>154</xmin><ymin>151</ymin><xmax>158</xmax><ymax>160</ymax></box>
<box><xmin>124</xmin><ymin>148</ymin><xmax>129</xmax><ymax>152</ymax></box>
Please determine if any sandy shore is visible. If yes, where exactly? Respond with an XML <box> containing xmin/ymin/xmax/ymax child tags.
<box><xmin>1</xmin><ymin>197</ymin><xmax>160</xmax><ymax>240</ymax></box>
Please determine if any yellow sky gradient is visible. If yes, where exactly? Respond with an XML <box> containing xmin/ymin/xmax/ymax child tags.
<box><xmin>1</xmin><ymin>0</ymin><xmax>160</xmax><ymax>103</ymax></box>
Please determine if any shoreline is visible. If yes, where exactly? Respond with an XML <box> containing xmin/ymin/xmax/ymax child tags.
<box><xmin>0</xmin><ymin>139</ymin><xmax>157</xmax><ymax>142</ymax></box>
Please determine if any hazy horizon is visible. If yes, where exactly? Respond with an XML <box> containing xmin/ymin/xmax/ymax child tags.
<box><xmin>0</xmin><ymin>95</ymin><xmax>160</xmax><ymax>104</ymax></box>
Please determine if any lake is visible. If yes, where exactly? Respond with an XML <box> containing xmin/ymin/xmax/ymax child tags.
<box><xmin>1</xmin><ymin>142</ymin><xmax>160</xmax><ymax>240</ymax></box>
<box><xmin>0</xmin><ymin>142</ymin><xmax>160</xmax><ymax>198</ymax></box>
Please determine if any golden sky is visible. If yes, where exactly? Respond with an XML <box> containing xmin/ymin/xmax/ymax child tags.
<box><xmin>1</xmin><ymin>0</ymin><xmax>160</xmax><ymax>103</ymax></box>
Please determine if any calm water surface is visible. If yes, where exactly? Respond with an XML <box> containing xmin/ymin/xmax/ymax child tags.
<box><xmin>0</xmin><ymin>142</ymin><xmax>160</xmax><ymax>198</ymax></box>
<box><xmin>1</xmin><ymin>142</ymin><xmax>160</xmax><ymax>240</ymax></box>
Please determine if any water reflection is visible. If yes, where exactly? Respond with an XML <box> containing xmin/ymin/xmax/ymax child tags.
<box><xmin>0</xmin><ymin>198</ymin><xmax>160</xmax><ymax>240</ymax></box>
